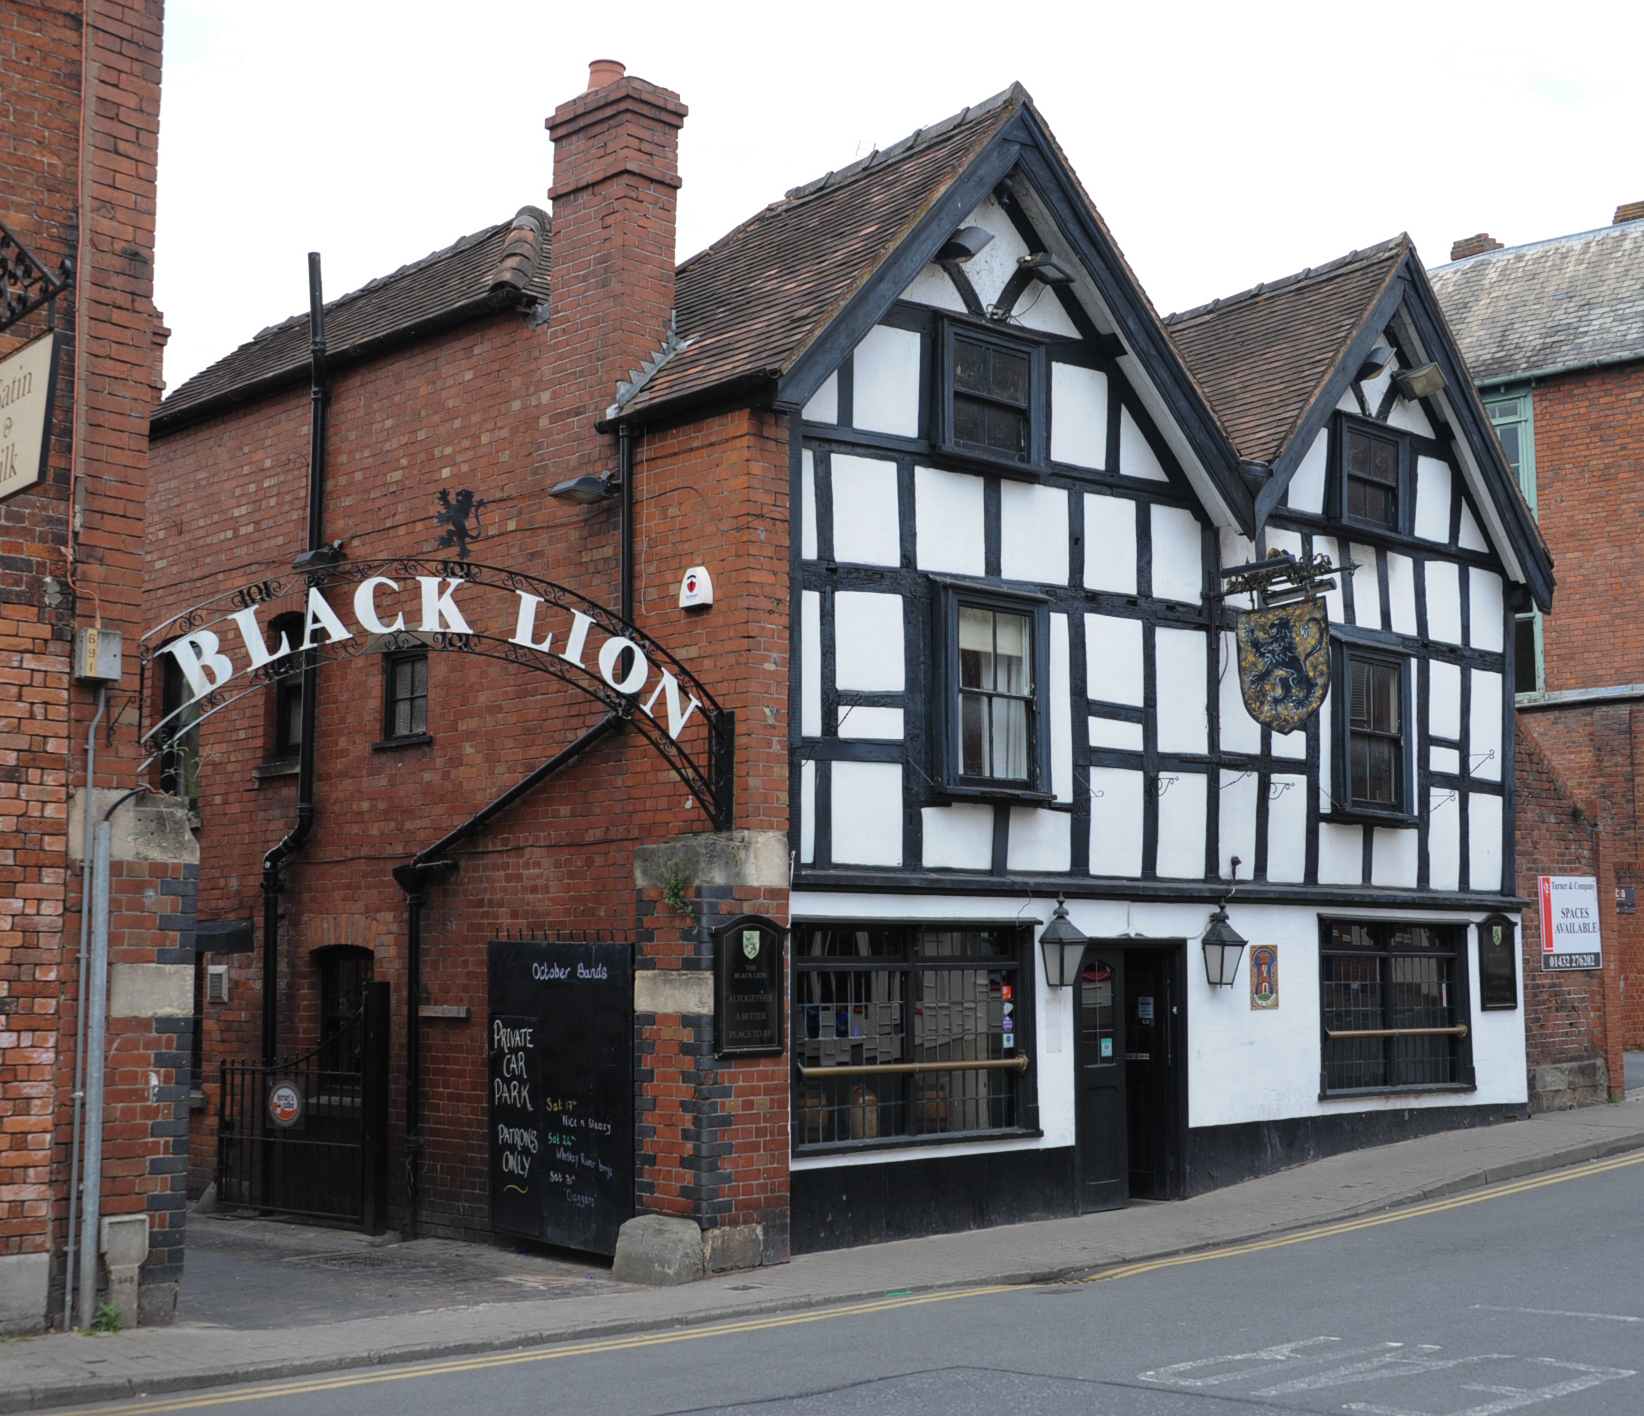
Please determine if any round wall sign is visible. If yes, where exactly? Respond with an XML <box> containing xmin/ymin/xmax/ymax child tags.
<box><xmin>267</xmin><ymin>1078</ymin><xmax>304</xmax><ymax>1128</ymax></box>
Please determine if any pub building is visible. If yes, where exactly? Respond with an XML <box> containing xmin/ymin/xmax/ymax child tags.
<box><xmin>146</xmin><ymin>62</ymin><xmax>1553</xmax><ymax>1266</ymax></box>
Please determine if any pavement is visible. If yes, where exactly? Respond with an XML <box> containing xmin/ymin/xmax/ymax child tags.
<box><xmin>6</xmin><ymin>1093</ymin><xmax>1644</xmax><ymax>1414</ymax></box>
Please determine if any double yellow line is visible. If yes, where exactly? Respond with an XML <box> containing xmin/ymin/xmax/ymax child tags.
<box><xmin>62</xmin><ymin>1149</ymin><xmax>1644</xmax><ymax>1416</ymax></box>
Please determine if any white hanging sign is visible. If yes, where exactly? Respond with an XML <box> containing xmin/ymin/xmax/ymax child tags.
<box><xmin>1538</xmin><ymin>875</ymin><xmax>1602</xmax><ymax>971</ymax></box>
<box><xmin>0</xmin><ymin>332</ymin><xmax>60</xmax><ymax>504</ymax></box>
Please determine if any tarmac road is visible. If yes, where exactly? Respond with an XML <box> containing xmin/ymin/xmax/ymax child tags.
<box><xmin>48</xmin><ymin>1151</ymin><xmax>1644</xmax><ymax>1416</ymax></box>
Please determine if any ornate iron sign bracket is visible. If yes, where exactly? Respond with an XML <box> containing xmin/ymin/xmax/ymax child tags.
<box><xmin>0</xmin><ymin>220</ymin><xmax>72</xmax><ymax>334</ymax></box>
<box><xmin>1216</xmin><ymin>550</ymin><xmax>1348</xmax><ymax>734</ymax></box>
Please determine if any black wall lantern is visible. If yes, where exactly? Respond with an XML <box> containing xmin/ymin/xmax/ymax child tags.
<box><xmin>1201</xmin><ymin>905</ymin><xmax>1248</xmax><ymax>988</ymax></box>
<box><xmin>1039</xmin><ymin>895</ymin><xmax>1089</xmax><ymax>988</ymax></box>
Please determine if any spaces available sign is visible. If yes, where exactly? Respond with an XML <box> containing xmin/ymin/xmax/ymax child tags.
<box><xmin>1538</xmin><ymin>876</ymin><xmax>1602</xmax><ymax>972</ymax></box>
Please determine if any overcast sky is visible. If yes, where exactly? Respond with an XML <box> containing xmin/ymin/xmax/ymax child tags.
<box><xmin>154</xmin><ymin>0</ymin><xmax>1641</xmax><ymax>392</ymax></box>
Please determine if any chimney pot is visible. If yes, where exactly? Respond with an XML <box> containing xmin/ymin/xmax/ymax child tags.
<box><xmin>1450</xmin><ymin>233</ymin><xmax>1504</xmax><ymax>262</ymax></box>
<box><xmin>1615</xmin><ymin>201</ymin><xmax>1644</xmax><ymax>226</ymax></box>
<box><xmin>588</xmin><ymin>59</ymin><xmax>626</xmax><ymax>90</ymax></box>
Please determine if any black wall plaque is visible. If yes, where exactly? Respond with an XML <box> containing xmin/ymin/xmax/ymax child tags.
<box><xmin>714</xmin><ymin>914</ymin><xmax>785</xmax><ymax>1058</ymax></box>
<box><xmin>1478</xmin><ymin>914</ymin><xmax>1518</xmax><ymax>1011</ymax></box>
<box><xmin>487</xmin><ymin>940</ymin><xmax>633</xmax><ymax>1255</ymax></box>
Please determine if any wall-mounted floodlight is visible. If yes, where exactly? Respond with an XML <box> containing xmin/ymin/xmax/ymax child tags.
<box><xmin>1355</xmin><ymin>347</ymin><xmax>1397</xmax><ymax>382</ymax></box>
<box><xmin>1394</xmin><ymin>363</ymin><xmax>1447</xmax><ymax>399</ymax></box>
<box><xmin>1017</xmin><ymin>252</ymin><xmax>1076</xmax><ymax>286</ymax></box>
<box><xmin>937</xmin><ymin>226</ymin><xmax>994</xmax><ymax>262</ymax></box>
<box><xmin>549</xmin><ymin>472</ymin><xmax>618</xmax><ymax>506</ymax></box>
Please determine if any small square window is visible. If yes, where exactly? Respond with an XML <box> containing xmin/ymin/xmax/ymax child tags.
<box><xmin>1343</xmin><ymin>425</ymin><xmax>1401</xmax><ymax>530</ymax></box>
<box><xmin>384</xmin><ymin>653</ymin><xmax>428</xmax><ymax>740</ymax></box>
<box><xmin>940</xmin><ymin>324</ymin><xmax>1039</xmax><ymax>466</ymax></box>
<box><xmin>1332</xmin><ymin>647</ymin><xmax>1412</xmax><ymax>821</ymax></box>
<box><xmin>268</xmin><ymin>613</ymin><xmax>306</xmax><ymax>762</ymax></box>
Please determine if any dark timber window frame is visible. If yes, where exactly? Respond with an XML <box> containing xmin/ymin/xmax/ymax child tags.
<box><xmin>1330</xmin><ymin>411</ymin><xmax>1411</xmax><ymax>536</ymax></box>
<box><xmin>1318</xmin><ymin>917</ymin><xmax>1475</xmax><ymax>1097</ymax></box>
<box><xmin>375</xmin><ymin>650</ymin><xmax>431</xmax><ymax>748</ymax></box>
<box><xmin>1485</xmin><ymin>387</ymin><xmax>1543</xmax><ymax>697</ymax></box>
<box><xmin>1329</xmin><ymin>642</ymin><xmax>1416</xmax><ymax>826</ymax></box>
<box><xmin>158</xmin><ymin>652</ymin><xmax>201</xmax><ymax>807</ymax></box>
<box><xmin>930</xmin><ymin>577</ymin><xmax>1053</xmax><ymax>803</ymax></box>
<box><xmin>936</xmin><ymin>318</ymin><xmax>1046</xmax><ymax>472</ymax></box>
<box><xmin>268</xmin><ymin>612</ymin><xmax>306</xmax><ymax>765</ymax></box>
<box><xmin>791</xmin><ymin>921</ymin><xmax>1036</xmax><ymax>1155</ymax></box>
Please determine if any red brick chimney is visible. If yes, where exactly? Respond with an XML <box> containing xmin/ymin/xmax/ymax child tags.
<box><xmin>1615</xmin><ymin>201</ymin><xmax>1644</xmax><ymax>225</ymax></box>
<box><xmin>1450</xmin><ymin>233</ymin><xmax>1504</xmax><ymax>261</ymax></box>
<box><xmin>543</xmin><ymin>61</ymin><xmax>687</xmax><ymax>482</ymax></box>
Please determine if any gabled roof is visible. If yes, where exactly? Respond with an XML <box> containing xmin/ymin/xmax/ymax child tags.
<box><xmin>151</xmin><ymin>207</ymin><xmax>551</xmax><ymax>437</ymax></box>
<box><xmin>1427</xmin><ymin>219</ymin><xmax>1644</xmax><ymax>385</ymax></box>
<box><xmin>1163</xmin><ymin>238</ymin><xmax>1408</xmax><ymax>465</ymax></box>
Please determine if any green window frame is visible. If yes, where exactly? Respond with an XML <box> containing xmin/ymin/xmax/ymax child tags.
<box><xmin>1485</xmin><ymin>387</ymin><xmax>1542</xmax><ymax>695</ymax></box>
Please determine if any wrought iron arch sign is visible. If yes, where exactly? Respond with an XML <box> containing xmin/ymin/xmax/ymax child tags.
<box><xmin>138</xmin><ymin>558</ymin><xmax>734</xmax><ymax>828</ymax></box>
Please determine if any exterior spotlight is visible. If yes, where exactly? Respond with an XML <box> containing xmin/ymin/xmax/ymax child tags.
<box><xmin>937</xmin><ymin>226</ymin><xmax>994</xmax><ymax>262</ymax></box>
<box><xmin>549</xmin><ymin>472</ymin><xmax>618</xmax><ymax>505</ymax></box>
<box><xmin>1393</xmin><ymin>362</ymin><xmax>1447</xmax><ymax>399</ymax></box>
<box><xmin>1201</xmin><ymin>905</ymin><xmax>1248</xmax><ymax>988</ymax></box>
<box><xmin>1355</xmin><ymin>347</ymin><xmax>1397</xmax><ymax>381</ymax></box>
<box><xmin>1018</xmin><ymin>251</ymin><xmax>1076</xmax><ymax>285</ymax></box>
<box><xmin>1038</xmin><ymin>894</ymin><xmax>1089</xmax><ymax>988</ymax></box>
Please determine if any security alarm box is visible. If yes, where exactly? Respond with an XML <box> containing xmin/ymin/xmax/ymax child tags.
<box><xmin>679</xmin><ymin>566</ymin><xmax>714</xmax><ymax>610</ymax></box>
<box><xmin>72</xmin><ymin>627</ymin><xmax>123</xmax><ymax>683</ymax></box>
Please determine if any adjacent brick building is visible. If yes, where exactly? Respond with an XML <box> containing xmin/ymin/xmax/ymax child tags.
<box><xmin>1</xmin><ymin>0</ymin><xmax>193</xmax><ymax>1335</ymax></box>
<box><xmin>1432</xmin><ymin>207</ymin><xmax>1644</xmax><ymax>1107</ymax></box>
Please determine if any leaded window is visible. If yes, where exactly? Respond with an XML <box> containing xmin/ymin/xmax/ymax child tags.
<box><xmin>1343</xmin><ymin>424</ymin><xmax>1400</xmax><ymax>529</ymax></box>
<box><xmin>1319</xmin><ymin>920</ymin><xmax>1470</xmax><ymax>1094</ymax></box>
<box><xmin>952</xmin><ymin>336</ymin><xmax>1030</xmax><ymax>459</ymax></box>
<box><xmin>269</xmin><ymin>612</ymin><xmax>305</xmax><ymax>762</ymax></box>
<box><xmin>792</xmin><ymin>925</ymin><xmax>1029</xmax><ymax>1149</ymax></box>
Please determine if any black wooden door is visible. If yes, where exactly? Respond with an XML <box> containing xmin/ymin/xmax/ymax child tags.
<box><xmin>1076</xmin><ymin>948</ymin><xmax>1127</xmax><ymax>1212</ymax></box>
<box><xmin>1124</xmin><ymin>948</ymin><xmax>1181</xmax><ymax>1199</ymax></box>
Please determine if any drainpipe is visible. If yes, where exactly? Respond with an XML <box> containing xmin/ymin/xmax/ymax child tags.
<box><xmin>618</xmin><ymin>422</ymin><xmax>634</xmax><ymax>623</ymax></box>
<box><xmin>390</xmin><ymin>712</ymin><xmax>623</xmax><ymax>1238</ymax></box>
<box><xmin>261</xmin><ymin>254</ymin><xmax>330</xmax><ymax>1065</ymax></box>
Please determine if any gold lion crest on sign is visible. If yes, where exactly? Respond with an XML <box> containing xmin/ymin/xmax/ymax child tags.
<box><xmin>1222</xmin><ymin>550</ymin><xmax>1344</xmax><ymax>734</ymax></box>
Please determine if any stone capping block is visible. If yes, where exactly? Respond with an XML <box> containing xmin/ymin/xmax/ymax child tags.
<box><xmin>611</xmin><ymin>1215</ymin><xmax>705</xmax><ymax>1286</ymax></box>
<box><xmin>0</xmin><ymin>1253</ymin><xmax>48</xmax><ymax>1336</ymax></box>
<box><xmin>69</xmin><ymin>788</ymin><xmax>199</xmax><ymax>865</ymax></box>
<box><xmin>633</xmin><ymin>829</ymin><xmax>788</xmax><ymax>891</ymax></box>
<box><xmin>704</xmin><ymin>1223</ymin><xmax>765</xmax><ymax>1274</ymax></box>
<box><xmin>109</xmin><ymin>964</ymin><xmax>194</xmax><ymax>1018</ymax></box>
<box><xmin>633</xmin><ymin>970</ymin><xmax>714</xmax><ymax>1016</ymax></box>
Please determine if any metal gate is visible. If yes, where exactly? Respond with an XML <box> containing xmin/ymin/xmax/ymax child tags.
<box><xmin>217</xmin><ymin>980</ymin><xmax>390</xmax><ymax>1232</ymax></box>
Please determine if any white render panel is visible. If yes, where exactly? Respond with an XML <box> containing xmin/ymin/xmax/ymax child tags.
<box><xmin>833</xmin><ymin>592</ymin><xmax>905</xmax><ymax>691</ymax></box>
<box><xmin>900</xmin><ymin>262</ymin><xmax>969</xmax><ymax>314</ymax></box>
<box><xmin>1385</xmin><ymin>393</ymin><xmax>1435</xmax><ymax>437</ymax></box>
<box><xmin>1350</xmin><ymin>542</ymin><xmax>1382</xmax><ymax>630</ymax></box>
<box><xmin>1470</xmin><ymin>792</ymin><xmax>1503</xmax><ymax>892</ymax></box>
<box><xmin>1008</xmin><ymin>807</ymin><xmax>1071</xmax><ymax>872</ymax></box>
<box><xmin>1430</xmin><ymin>659</ymin><xmax>1462</xmax><ymax>740</ymax></box>
<box><xmin>1085</xmin><ymin>614</ymin><xmax>1143</xmax><ymax>705</ymax></box>
<box><xmin>830</xmin><ymin>762</ymin><xmax>903</xmax><ymax>866</ymax></box>
<box><xmin>921</xmin><ymin>804</ymin><xmax>994</xmax><ymax>871</ymax></box>
<box><xmin>1273</xmin><ymin>729</ymin><xmax>1306</xmax><ymax>759</ymax></box>
<box><xmin>830</xmin><ymin>454</ymin><xmax>900</xmax><ymax>566</ymax></box>
<box><xmin>1155</xmin><ymin>772</ymin><xmax>1207</xmax><ymax>879</ymax></box>
<box><xmin>1051</xmin><ymin>363</ymin><xmax>1108</xmax><ymax>469</ymax></box>
<box><xmin>1458</xmin><ymin>501</ymin><xmax>1488</xmax><ymax>553</ymax></box>
<box><xmin>1470</xmin><ymin>670</ymin><xmax>1503</xmax><ymax>781</ymax></box>
<box><xmin>1431</xmin><ymin>745</ymin><xmax>1461</xmax><ymax>775</ymax></box>
<box><xmin>1119</xmin><ymin>405</ymin><xmax>1168</xmax><ymax>481</ymax></box>
<box><xmin>837</xmin><ymin>705</ymin><xmax>904</xmax><ymax>740</ymax></box>
<box><xmin>1088</xmin><ymin>715</ymin><xmax>1143</xmax><ymax>750</ymax></box>
<box><xmin>1359</xmin><ymin>355</ymin><xmax>1394</xmax><ymax>414</ymax></box>
<box><xmin>1266</xmin><ymin>526</ymin><xmax>1304</xmax><ymax>563</ymax></box>
<box><xmin>1267</xmin><ymin>775</ymin><xmax>1307</xmax><ymax>883</ymax></box>
<box><xmin>1155</xmin><ymin>628</ymin><xmax>1207</xmax><ymax>754</ymax></box>
<box><xmin>1219</xmin><ymin>770</ymin><xmax>1258</xmax><ymax>879</ymax></box>
<box><xmin>1287</xmin><ymin>429</ymin><xmax>1329</xmax><ymax>514</ymax></box>
<box><xmin>1083</xmin><ymin>494</ymin><xmax>1137</xmax><ymax>593</ymax></box>
<box><xmin>1336</xmin><ymin>388</ymin><xmax>1360</xmax><ymax>413</ymax></box>
<box><xmin>1429</xmin><ymin>789</ymin><xmax>1461</xmax><ymax>890</ymax></box>
<box><xmin>914</xmin><ymin>466</ymin><xmax>985</xmax><ymax>575</ymax></box>
<box><xmin>851</xmin><ymin>324</ymin><xmax>921</xmax><ymax>438</ymax></box>
<box><xmin>1387</xmin><ymin>552</ymin><xmax>1417</xmax><ymax>636</ymax></box>
<box><xmin>800</xmin><ymin>760</ymin><xmax>816</xmax><ymax>864</ymax></box>
<box><xmin>1372</xmin><ymin>826</ymin><xmax>1418</xmax><ymax>888</ymax></box>
<box><xmin>1013</xmin><ymin>284</ymin><xmax>1079</xmax><ymax>337</ymax></box>
<box><xmin>1219</xmin><ymin>526</ymin><xmax>1255</xmax><ymax>571</ymax></box>
<box><xmin>1150</xmin><ymin>503</ymin><xmax>1203</xmax><ymax>604</ymax></box>
<box><xmin>1470</xmin><ymin>568</ymin><xmax>1504</xmax><ymax>652</ymax></box>
<box><xmin>952</xmin><ymin>195</ymin><xmax>1030</xmax><ymax>312</ymax></box>
<box><xmin>1322</xmin><ymin>535</ymin><xmax>1347</xmax><ymax>625</ymax></box>
<box><xmin>802</xmin><ymin>371</ymin><xmax>838</xmax><ymax>424</ymax></box>
<box><xmin>1426</xmin><ymin>560</ymin><xmax>1462</xmax><ymax>643</ymax></box>
<box><xmin>1218</xmin><ymin>632</ymin><xmax>1262</xmax><ymax>754</ymax></box>
<box><xmin>1414</xmin><ymin>455</ymin><xmax>1452</xmax><ymax>542</ymax></box>
<box><xmin>1318</xmin><ymin>693</ymin><xmax>1333</xmax><ymax>806</ymax></box>
<box><xmin>1001</xmin><ymin>481</ymin><xmax>1068</xmax><ymax>585</ymax></box>
<box><xmin>1049</xmin><ymin>613</ymin><xmax>1073</xmax><ymax>803</ymax></box>
<box><xmin>1318</xmin><ymin>823</ymin><xmax>1362</xmax><ymax>884</ymax></box>
<box><xmin>1089</xmin><ymin>767</ymin><xmax>1144</xmax><ymax>876</ymax></box>
<box><xmin>801</xmin><ymin>449</ymin><xmax>818</xmax><ymax>560</ymax></box>
<box><xmin>801</xmin><ymin>591</ymin><xmax>822</xmax><ymax>736</ymax></box>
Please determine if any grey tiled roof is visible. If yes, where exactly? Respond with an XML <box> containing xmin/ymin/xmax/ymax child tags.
<box><xmin>1427</xmin><ymin>220</ymin><xmax>1644</xmax><ymax>384</ymax></box>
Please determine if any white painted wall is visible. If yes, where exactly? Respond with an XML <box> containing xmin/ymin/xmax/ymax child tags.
<box><xmin>952</xmin><ymin>196</ymin><xmax>1030</xmax><ymax>311</ymax></box>
<box><xmin>921</xmin><ymin>804</ymin><xmax>993</xmax><ymax>870</ymax></box>
<box><xmin>914</xmin><ymin>466</ymin><xmax>985</xmax><ymax>576</ymax></box>
<box><xmin>1350</xmin><ymin>542</ymin><xmax>1381</xmax><ymax>630</ymax></box>
<box><xmin>1001</xmin><ymin>481</ymin><xmax>1068</xmax><ymax>584</ymax></box>
<box><xmin>1051</xmin><ymin>363</ymin><xmax>1107</xmax><ymax>469</ymax></box>
<box><xmin>900</xmin><ymin>262</ymin><xmax>968</xmax><ymax>314</ymax></box>
<box><xmin>1267</xmin><ymin>775</ymin><xmax>1308</xmax><ymax>883</ymax></box>
<box><xmin>801</xmin><ymin>591</ymin><xmax>822</xmax><ymax>736</ymax></box>
<box><xmin>800</xmin><ymin>759</ymin><xmax>815</xmax><ymax>864</ymax></box>
<box><xmin>801</xmin><ymin>449</ymin><xmax>818</xmax><ymax>560</ymax></box>
<box><xmin>1430</xmin><ymin>660</ymin><xmax>1461</xmax><ymax>740</ymax></box>
<box><xmin>1273</xmin><ymin>729</ymin><xmax>1306</xmax><ymax>760</ymax></box>
<box><xmin>1155</xmin><ymin>628</ymin><xmax>1207</xmax><ymax>754</ymax></box>
<box><xmin>1321</xmin><ymin>535</ymin><xmax>1347</xmax><ymax>626</ymax></box>
<box><xmin>1426</xmin><ymin>560</ymin><xmax>1462</xmax><ymax>644</ymax></box>
<box><xmin>1318</xmin><ymin>693</ymin><xmax>1333</xmax><ymax>807</ymax></box>
<box><xmin>1385</xmin><ymin>393</ymin><xmax>1434</xmax><ymax>438</ymax></box>
<box><xmin>834</xmin><ymin>591</ymin><xmax>904</xmax><ymax>691</ymax></box>
<box><xmin>1387</xmin><ymin>553</ymin><xmax>1417</xmax><ymax>636</ymax></box>
<box><xmin>1458</xmin><ymin>502</ymin><xmax>1488</xmax><ymax>553</ymax></box>
<box><xmin>1414</xmin><ymin>455</ymin><xmax>1451</xmax><ymax>542</ymax></box>
<box><xmin>1150</xmin><ymin>503</ymin><xmax>1203</xmax><ymax>604</ymax></box>
<box><xmin>1469</xmin><ymin>793</ymin><xmax>1503</xmax><ymax>892</ymax></box>
<box><xmin>1008</xmin><ymin>807</ymin><xmax>1071</xmax><ymax>871</ymax></box>
<box><xmin>1220</xmin><ymin>770</ymin><xmax>1258</xmax><ymax>879</ymax></box>
<box><xmin>851</xmin><ymin>325</ymin><xmax>921</xmax><ymax>438</ymax></box>
<box><xmin>1088</xmin><ymin>715</ymin><xmax>1143</xmax><ymax>750</ymax></box>
<box><xmin>1218</xmin><ymin>632</ymin><xmax>1262</xmax><ymax>754</ymax></box>
<box><xmin>1470</xmin><ymin>670</ymin><xmax>1502</xmax><ymax>781</ymax></box>
<box><xmin>1155</xmin><ymin>771</ymin><xmax>1207</xmax><ymax>879</ymax></box>
<box><xmin>830</xmin><ymin>761</ymin><xmax>903</xmax><ymax>866</ymax></box>
<box><xmin>1429</xmin><ymin>789</ymin><xmax>1461</xmax><ymax>890</ymax></box>
<box><xmin>1286</xmin><ymin>429</ymin><xmax>1329</xmax><ymax>514</ymax></box>
<box><xmin>1372</xmin><ymin>826</ymin><xmax>1417</xmax><ymax>888</ymax></box>
<box><xmin>1049</xmin><ymin>613</ymin><xmax>1073</xmax><ymax>803</ymax></box>
<box><xmin>1084</xmin><ymin>494</ymin><xmax>1137</xmax><ymax>593</ymax></box>
<box><xmin>1318</xmin><ymin>822</ymin><xmax>1362</xmax><ymax>885</ymax></box>
<box><xmin>802</xmin><ymin>371</ymin><xmax>837</xmax><ymax>424</ymax></box>
<box><xmin>1470</xmin><ymin>569</ymin><xmax>1504</xmax><ymax>653</ymax></box>
<box><xmin>838</xmin><ymin>706</ymin><xmax>903</xmax><ymax>740</ymax></box>
<box><xmin>830</xmin><ymin>455</ymin><xmax>900</xmax><ymax>566</ymax></box>
<box><xmin>1085</xmin><ymin>614</ymin><xmax>1143</xmax><ymax>705</ymax></box>
<box><xmin>1119</xmin><ymin>406</ymin><xmax>1168</xmax><ymax>482</ymax></box>
<box><xmin>1090</xmin><ymin>767</ymin><xmax>1144</xmax><ymax>876</ymax></box>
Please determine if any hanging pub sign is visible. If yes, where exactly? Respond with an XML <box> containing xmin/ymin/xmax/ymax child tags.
<box><xmin>0</xmin><ymin>331</ymin><xmax>60</xmax><ymax>504</ymax></box>
<box><xmin>1219</xmin><ymin>550</ymin><xmax>1342</xmax><ymax>733</ymax></box>
<box><xmin>1478</xmin><ymin>914</ymin><xmax>1518</xmax><ymax>1010</ymax></box>
<box><xmin>1538</xmin><ymin>876</ymin><xmax>1603</xmax><ymax>971</ymax></box>
<box><xmin>714</xmin><ymin>914</ymin><xmax>785</xmax><ymax>1058</ymax></box>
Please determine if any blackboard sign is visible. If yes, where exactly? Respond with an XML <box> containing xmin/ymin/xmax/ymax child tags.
<box><xmin>487</xmin><ymin>940</ymin><xmax>633</xmax><ymax>1255</ymax></box>
<box><xmin>1478</xmin><ymin>915</ymin><xmax>1518</xmax><ymax>1011</ymax></box>
<box><xmin>714</xmin><ymin>914</ymin><xmax>784</xmax><ymax>1058</ymax></box>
